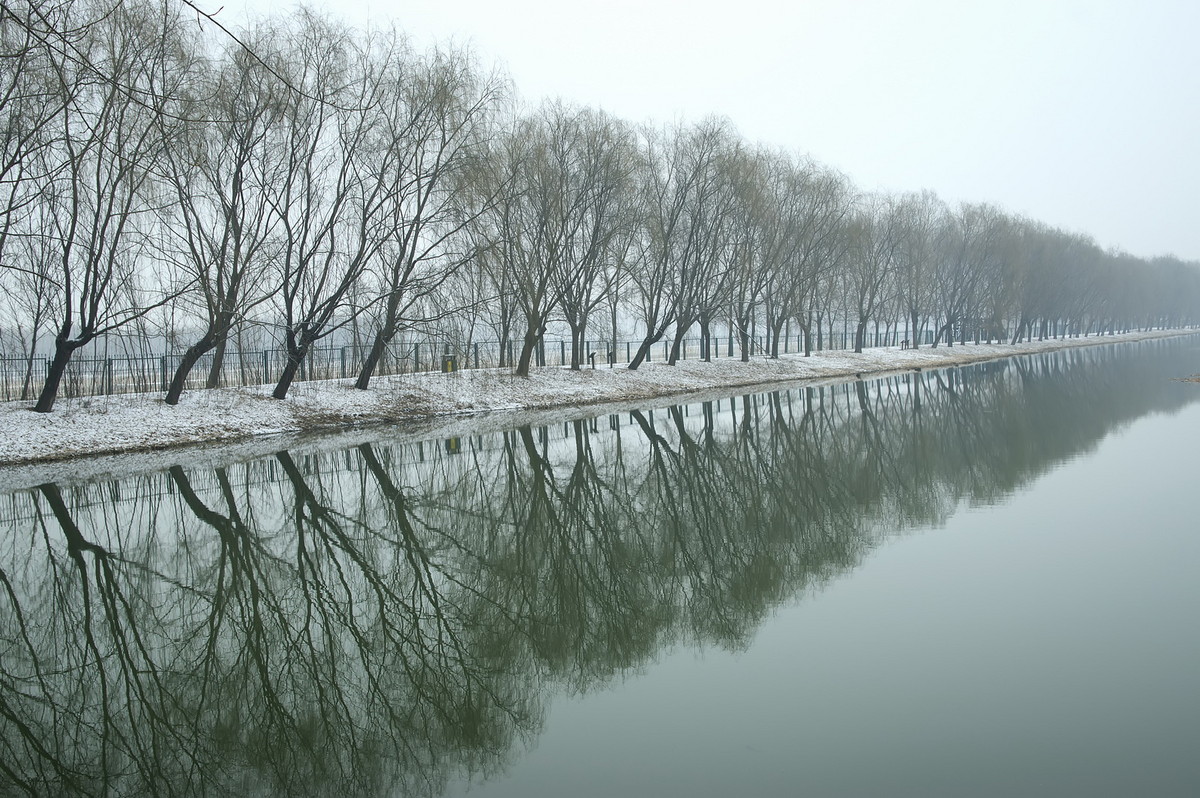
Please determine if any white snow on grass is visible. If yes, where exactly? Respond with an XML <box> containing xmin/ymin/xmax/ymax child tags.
<box><xmin>1</xmin><ymin>330</ymin><xmax>1195</xmax><ymax>474</ymax></box>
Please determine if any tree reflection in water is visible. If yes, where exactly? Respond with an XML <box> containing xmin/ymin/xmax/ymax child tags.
<box><xmin>1</xmin><ymin>339</ymin><xmax>1196</xmax><ymax>797</ymax></box>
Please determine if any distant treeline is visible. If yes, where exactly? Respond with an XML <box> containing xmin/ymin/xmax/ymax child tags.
<box><xmin>3</xmin><ymin>0</ymin><xmax>1199</xmax><ymax>411</ymax></box>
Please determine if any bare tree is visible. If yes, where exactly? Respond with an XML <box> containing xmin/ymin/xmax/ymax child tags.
<box><xmin>30</xmin><ymin>0</ymin><xmax>196</xmax><ymax>412</ymax></box>
<box><xmin>549</xmin><ymin>107</ymin><xmax>638</xmax><ymax>371</ymax></box>
<box><xmin>353</xmin><ymin>43</ymin><xmax>505</xmax><ymax>389</ymax></box>
<box><xmin>628</xmin><ymin>117</ymin><xmax>738</xmax><ymax>370</ymax></box>
<box><xmin>929</xmin><ymin>202</ymin><xmax>1007</xmax><ymax>347</ymax></box>
<box><xmin>159</xmin><ymin>32</ymin><xmax>285</xmax><ymax>404</ymax></box>
<box><xmin>1</xmin><ymin>0</ymin><xmax>75</xmax><ymax>394</ymax></box>
<box><xmin>0</xmin><ymin>0</ymin><xmax>73</xmax><ymax>268</ymax></box>
<box><xmin>262</xmin><ymin>13</ymin><xmax>400</xmax><ymax>399</ymax></box>
<box><xmin>726</xmin><ymin>147</ymin><xmax>771</xmax><ymax>362</ymax></box>
<box><xmin>891</xmin><ymin>190</ymin><xmax>945</xmax><ymax>349</ymax></box>
<box><xmin>472</xmin><ymin>103</ymin><xmax>633</xmax><ymax>377</ymax></box>
<box><xmin>470</xmin><ymin>112</ymin><xmax>558</xmax><ymax>377</ymax></box>
<box><xmin>763</xmin><ymin>160</ymin><xmax>852</xmax><ymax>357</ymax></box>
<box><xmin>844</xmin><ymin>193</ymin><xmax>902</xmax><ymax>353</ymax></box>
<box><xmin>0</xmin><ymin>202</ymin><xmax>59</xmax><ymax>397</ymax></box>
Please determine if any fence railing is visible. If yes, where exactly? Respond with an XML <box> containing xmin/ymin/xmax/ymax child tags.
<box><xmin>1</xmin><ymin>327</ymin><xmax>929</xmax><ymax>403</ymax></box>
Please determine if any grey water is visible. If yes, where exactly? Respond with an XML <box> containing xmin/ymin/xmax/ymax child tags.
<box><xmin>1</xmin><ymin>337</ymin><xmax>1198</xmax><ymax>797</ymax></box>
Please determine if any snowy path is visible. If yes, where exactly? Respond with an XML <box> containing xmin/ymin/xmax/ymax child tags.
<box><xmin>1</xmin><ymin>330</ymin><xmax>1196</xmax><ymax>474</ymax></box>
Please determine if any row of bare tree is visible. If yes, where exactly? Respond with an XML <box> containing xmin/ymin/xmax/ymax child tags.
<box><xmin>3</xmin><ymin>0</ymin><xmax>1198</xmax><ymax>412</ymax></box>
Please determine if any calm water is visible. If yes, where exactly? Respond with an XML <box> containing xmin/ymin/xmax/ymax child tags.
<box><xmin>1</xmin><ymin>338</ymin><xmax>1198</xmax><ymax>797</ymax></box>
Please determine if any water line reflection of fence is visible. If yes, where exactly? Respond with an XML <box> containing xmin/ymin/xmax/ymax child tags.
<box><xmin>0</xmin><ymin>328</ymin><xmax>933</xmax><ymax>402</ymax></box>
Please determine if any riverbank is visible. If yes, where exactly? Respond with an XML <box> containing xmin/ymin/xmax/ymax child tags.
<box><xmin>1</xmin><ymin>329</ymin><xmax>1196</xmax><ymax>472</ymax></box>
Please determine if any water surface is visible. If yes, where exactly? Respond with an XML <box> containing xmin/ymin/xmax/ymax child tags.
<box><xmin>1</xmin><ymin>338</ymin><xmax>1198</xmax><ymax>797</ymax></box>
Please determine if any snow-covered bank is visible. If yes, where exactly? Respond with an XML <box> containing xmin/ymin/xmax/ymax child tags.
<box><xmin>1</xmin><ymin>330</ymin><xmax>1196</xmax><ymax>473</ymax></box>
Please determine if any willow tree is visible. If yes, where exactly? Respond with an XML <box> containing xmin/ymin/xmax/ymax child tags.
<box><xmin>762</xmin><ymin>159</ymin><xmax>852</xmax><ymax>357</ymax></box>
<box><xmin>353</xmin><ymin>44</ymin><xmax>505</xmax><ymax>389</ymax></box>
<box><xmin>549</xmin><ymin>108</ymin><xmax>638</xmax><ymax>371</ymax></box>
<box><xmin>891</xmin><ymin>190</ymin><xmax>945</xmax><ymax>350</ymax></box>
<box><xmin>264</xmin><ymin>14</ymin><xmax>400</xmax><ymax>399</ymax></box>
<box><xmin>472</xmin><ymin>103</ymin><xmax>635</xmax><ymax>377</ymax></box>
<box><xmin>930</xmin><ymin>202</ymin><xmax>1009</xmax><ymax>347</ymax></box>
<box><xmin>30</xmin><ymin>0</ymin><xmax>197</xmax><ymax>412</ymax></box>
<box><xmin>160</xmin><ymin>33</ymin><xmax>286</xmax><ymax>404</ymax></box>
<box><xmin>628</xmin><ymin>117</ymin><xmax>740</xmax><ymax>370</ymax></box>
<box><xmin>844</xmin><ymin>193</ymin><xmax>902</xmax><ymax>353</ymax></box>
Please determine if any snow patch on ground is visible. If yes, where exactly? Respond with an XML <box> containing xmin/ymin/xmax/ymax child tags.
<box><xmin>1</xmin><ymin>330</ymin><xmax>1195</xmax><ymax>476</ymax></box>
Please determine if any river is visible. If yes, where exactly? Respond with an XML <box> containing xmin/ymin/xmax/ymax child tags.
<box><xmin>1</xmin><ymin>337</ymin><xmax>1197</xmax><ymax>797</ymax></box>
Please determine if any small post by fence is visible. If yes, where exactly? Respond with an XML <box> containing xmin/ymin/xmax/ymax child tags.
<box><xmin>262</xmin><ymin>350</ymin><xmax>269</xmax><ymax>384</ymax></box>
<box><xmin>160</xmin><ymin>355</ymin><xmax>168</xmax><ymax>393</ymax></box>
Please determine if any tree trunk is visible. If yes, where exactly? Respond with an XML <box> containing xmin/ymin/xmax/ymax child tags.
<box><xmin>569</xmin><ymin>323</ymin><xmax>584</xmax><ymax>370</ymax></box>
<box><xmin>1010</xmin><ymin>317</ymin><xmax>1026</xmax><ymax>345</ymax></box>
<box><xmin>165</xmin><ymin>335</ymin><xmax>216</xmax><ymax>405</ymax></box>
<box><xmin>628</xmin><ymin>330</ymin><xmax>664</xmax><ymax>370</ymax></box>
<box><xmin>667</xmin><ymin>322</ymin><xmax>690</xmax><ymax>365</ymax></box>
<box><xmin>610</xmin><ymin>306</ymin><xmax>619</xmax><ymax>366</ymax></box>
<box><xmin>33</xmin><ymin>341</ymin><xmax>81</xmax><ymax>413</ymax></box>
<box><xmin>206</xmin><ymin>330</ymin><xmax>229</xmax><ymax>389</ymax></box>
<box><xmin>355</xmin><ymin>323</ymin><xmax>395</xmax><ymax>390</ymax></box>
<box><xmin>515</xmin><ymin>322</ymin><xmax>542</xmax><ymax>377</ymax></box>
<box><xmin>769</xmin><ymin>317</ymin><xmax>785</xmax><ymax>358</ymax></box>
<box><xmin>20</xmin><ymin>350</ymin><xmax>39</xmax><ymax>401</ymax></box>
<box><xmin>273</xmin><ymin>332</ymin><xmax>313</xmax><ymax>400</ymax></box>
<box><xmin>273</xmin><ymin>355</ymin><xmax>302</xmax><ymax>400</ymax></box>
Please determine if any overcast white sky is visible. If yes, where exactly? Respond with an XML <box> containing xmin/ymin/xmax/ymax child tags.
<box><xmin>227</xmin><ymin>0</ymin><xmax>1200</xmax><ymax>262</ymax></box>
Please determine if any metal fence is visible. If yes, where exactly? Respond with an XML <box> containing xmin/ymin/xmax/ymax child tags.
<box><xmin>1</xmin><ymin>327</ymin><xmax>925</xmax><ymax>403</ymax></box>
